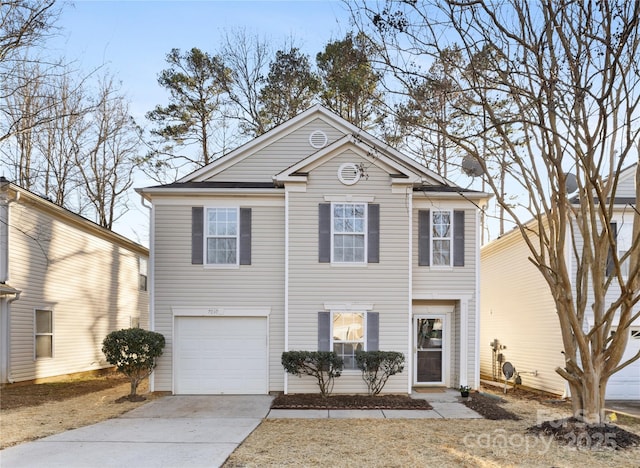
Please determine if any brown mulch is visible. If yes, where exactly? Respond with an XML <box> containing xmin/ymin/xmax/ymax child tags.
<box><xmin>271</xmin><ymin>393</ymin><xmax>432</xmax><ymax>410</ymax></box>
<box><xmin>528</xmin><ymin>417</ymin><xmax>640</xmax><ymax>450</ymax></box>
<box><xmin>0</xmin><ymin>371</ymin><xmax>129</xmax><ymax>410</ymax></box>
<box><xmin>463</xmin><ymin>391</ymin><xmax>520</xmax><ymax>420</ymax></box>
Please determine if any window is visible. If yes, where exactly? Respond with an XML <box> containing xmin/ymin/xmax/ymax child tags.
<box><xmin>332</xmin><ymin>312</ymin><xmax>365</xmax><ymax>369</ymax></box>
<box><xmin>617</xmin><ymin>222</ymin><xmax>632</xmax><ymax>277</ymax></box>
<box><xmin>432</xmin><ymin>210</ymin><xmax>452</xmax><ymax>266</ymax></box>
<box><xmin>138</xmin><ymin>257</ymin><xmax>148</xmax><ymax>291</ymax></box>
<box><xmin>418</xmin><ymin>209</ymin><xmax>464</xmax><ymax>267</ymax></box>
<box><xmin>333</xmin><ymin>203</ymin><xmax>366</xmax><ymax>263</ymax></box>
<box><xmin>206</xmin><ymin>207</ymin><xmax>238</xmax><ymax>264</ymax></box>
<box><xmin>35</xmin><ymin>309</ymin><xmax>53</xmax><ymax>359</ymax></box>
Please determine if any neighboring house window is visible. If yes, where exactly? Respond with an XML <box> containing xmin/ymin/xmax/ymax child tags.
<box><xmin>192</xmin><ymin>207</ymin><xmax>251</xmax><ymax>266</ymax></box>
<box><xmin>333</xmin><ymin>203</ymin><xmax>366</xmax><ymax>263</ymax></box>
<box><xmin>35</xmin><ymin>309</ymin><xmax>53</xmax><ymax>359</ymax></box>
<box><xmin>318</xmin><ymin>203</ymin><xmax>379</xmax><ymax>264</ymax></box>
<box><xmin>139</xmin><ymin>257</ymin><xmax>148</xmax><ymax>291</ymax></box>
<box><xmin>207</xmin><ymin>207</ymin><xmax>238</xmax><ymax>264</ymax></box>
<box><xmin>318</xmin><ymin>311</ymin><xmax>379</xmax><ymax>370</ymax></box>
<box><xmin>332</xmin><ymin>312</ymin><xmax>365</xmax><ymax>369</ymax></box>
<box><xmin>418</xmin><ymin>209</ymin><xmax>465</xmax><ymax>267</ymax></box>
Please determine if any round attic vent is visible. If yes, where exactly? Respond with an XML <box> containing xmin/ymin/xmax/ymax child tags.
<box><xmin>338</xmin><ymin>163</ymin><xmax>361</xmax><ymax>185</ymax></box>
<box><xmin>309</xmin><ymin>130</ymin><xmax>328</xmax><ymax>149</ymax></box>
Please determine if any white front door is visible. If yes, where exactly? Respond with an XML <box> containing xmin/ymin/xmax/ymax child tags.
<box><xmin>414</xmin><ymin>315</ymin><xmax>447</xmax><ymax>385</ymax></box>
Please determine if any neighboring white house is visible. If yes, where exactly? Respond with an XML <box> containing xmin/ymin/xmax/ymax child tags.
<box><xmin>0</xmin><ymin>178</ymin><xmax>149</xmax><ymax>384</ymax></box>
<box><xmin>480</xmin><ymin>165</ymin><xmax>640</xmax><ymax>400</ymax></box>
<box><xmin>138</xmin><ymin>105</ymin><xmax>490</xmax><ymax>395</ymax></box>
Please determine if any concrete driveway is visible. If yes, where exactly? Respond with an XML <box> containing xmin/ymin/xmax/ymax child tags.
<box><xmin>0</xmin><ymin>395</ymin><xmax>273</xmax><ymax>468</ymax></box>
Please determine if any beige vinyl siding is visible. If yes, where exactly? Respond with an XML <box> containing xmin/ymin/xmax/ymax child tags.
<box><xmin>151</xmin><ymin>197</ymin><xmax>285</xmax><ymax>392</ymax></box>
<box><xmin>211</xmin><ymin>119</ymin><xmax>346</xmax><ymax>182</ymax></box>
<box><xmin>480</xmin><ymin>231</ymin><xmax>566</xmax><ymax>396</ymax></box>
<box><xmin>7</xmin><ymin>199</ymin><xmax>148</xmax><ymax>383</ymax></box>
<box><xmin>412</xmin><ymin>202</ymin><xmax>479</xmax><ymax>386</ymax></box>
<box><xmin>287</xmin><ymin>150</ymin><xmax>410</xmax><ymax>394</ymax></box>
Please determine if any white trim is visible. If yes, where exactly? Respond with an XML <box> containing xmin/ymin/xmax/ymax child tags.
<box><xmin>413</xmin><ymin>292</ymin><xmax>473</xmax><ymax>301</ymax></box>
<box><xmin>324</xmin><ymin>302</ymin><xmax>374</xmax><ymax>311</ymax></box>
<box><xmin>284</xmin><ymin>189</ymin><xmax>290</xmax><ymax>394</ymax></box>
<box><xmin>408</xmin><ymin>187</ymin><xmax>413</xmax><ymax>394</ymax></box>
<box><xmin>149</xmin><ymin>202</ymin><xmax>156</xmax><ymax>392</ymax></box>
<box><xmin>324</xmin><ymin>195</ymin><xmax>375</xmax><ymax>203</ymax></box>
<box><xmin>172</xmin><ymin>306</ymin><xmax>271</xmax><ymax>317</ymax></box>
<box><xmin>474</xmin><ymin>208</ymin><xmax>481</xmax><ymax>389</ymax></box>
<box><xmin>459</xmin><ymin>299</ymin><xmax>469</xmax><ymax>388</ymax></box>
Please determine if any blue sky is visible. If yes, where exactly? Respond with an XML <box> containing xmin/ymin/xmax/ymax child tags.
<box><xmin>48</xmin><ymin>1</ymin><xmax>354</xmax><ymax>244</ymax></box>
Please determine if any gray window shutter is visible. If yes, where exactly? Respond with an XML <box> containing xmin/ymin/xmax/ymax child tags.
<box><xmin>192</xmin><ymin>207</ymin><xmax>203</xmax><ymax>265</ymax></box>
<box><xmin>318</xmin><ymin>311</ymin><xmax>331</xmax><ymax>351</ymax></box>
<box><xmin>367</xmin><ymin>312</ymin><xmax>379</xmax><ymax>351</ymax></box>
<box><xmin>454</xmin><ymin>210</ymin><xmax>465</xmax><ymax>267</ymax></box>
<box><xmin>606</xmin><ymin>222</ymin><xmax>617</xmax><ymax>276</ymax></box>
<box><xmin>319</xmin><ymin>203</ymin><xmax>331</xmax><ymax>263</ymax></box>
<box><xmin>368</xmin><ymin>204</ymin><xmax>380</xmax><ymax>263</ymax></box>
<box><xmin>239</xmin><ymin>208</ymin><xmax>252</xmax><ymax>265</ymax></box>
<box><xmin>418</xmin><ymin>210</ymin><xmax>430</xmax><ymax>266</ymax></box>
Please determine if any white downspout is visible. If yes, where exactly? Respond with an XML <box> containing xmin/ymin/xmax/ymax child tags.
<box><xmin>140</xmin><ymin>194</ymin><xmax>155</xmax><ymax>391</ymax></box>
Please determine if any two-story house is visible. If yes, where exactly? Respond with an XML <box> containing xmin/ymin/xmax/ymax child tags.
<box><xmin>480</xmin><ymin>165</ymin><xmax>640</xmax><ymax>400</ymax></box>
<box><xmin>0</xmin><ymin>178</ymin><xmax>149</xmax><ymax>384</ymax></box>
<box><xmin>138</xmin><ymin>105</ymin><xmax>489</xmax><ymax>395</ymax></box>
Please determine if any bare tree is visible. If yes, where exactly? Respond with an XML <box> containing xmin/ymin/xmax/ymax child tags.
<box><xmin>354</xmin><ymin>0</ymin><xmax>640</xmax><ymax>424</ymax></box>
<box><xmin>78</xmin><ymin>76</ymin><xmax>140</xmax><ymax>229</ymax></box>
<box><xmin>219</xmin><ymin>28</ymin><xmax>272</xmax><ymax>137</ymax></box>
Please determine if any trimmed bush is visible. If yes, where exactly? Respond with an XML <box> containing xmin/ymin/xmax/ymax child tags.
<box><xmin>355</xmin><ymin>350</ymin><xmax>405</xmax><ymax>395</ymax></box>
<box><xmin>102</xmin><ymin>328</ymin><xmax>165</xmax><ymax>399</ymax></box>
<box><xmin>281</xmin><ymin>351</ymin><xmax>343</xmax><ymax>397</ymax></box>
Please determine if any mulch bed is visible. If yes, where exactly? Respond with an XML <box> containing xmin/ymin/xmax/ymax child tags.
<box><xmin>528</xmin><ymin>417</ymin><xmax>640</xmax><ymax>450</ymax></box>
<box><xmin>271</xmin><ymin>393</ymin><xmax>432</xmax><ymax>410</ymax></box>
<box><xmin>463</xmin><ymin>392</ymin><xmax>520</xmax><ymax>420</ymax></box>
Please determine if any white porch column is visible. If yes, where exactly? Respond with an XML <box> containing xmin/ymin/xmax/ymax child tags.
<box><xmin>459</xmin><ymin>298</ymin><xmax>469</xmax><ymax>387</ymax></box>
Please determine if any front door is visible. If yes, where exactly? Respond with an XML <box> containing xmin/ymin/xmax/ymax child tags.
<box><xmin>414</xmin><ymin>315</ymin><xmax>446</xmax><ymax>385</ymax></box>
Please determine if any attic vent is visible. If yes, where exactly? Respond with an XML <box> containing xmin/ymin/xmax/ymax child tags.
<box><xmin>309</xmin><ymin>130</ymin><xmax>328</xmax><ymax>149</ymax></box>
<box><xmin>338</xmin><ymin>163</ymin><xmax>361</xmax><ymax>186</ymax></box>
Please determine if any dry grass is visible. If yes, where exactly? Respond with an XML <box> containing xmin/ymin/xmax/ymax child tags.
<box><xmin>224</xmin><ymin>392</ymin><xmax>640</xmax><ymax>467</ymax></box>
<box><xmin>0</xmin><ymin>378</ymin><xmax>156</xmax><ymax>449</ymax></box>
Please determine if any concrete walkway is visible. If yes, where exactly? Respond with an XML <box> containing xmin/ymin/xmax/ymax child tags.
<box><xmin>0</xmin><ymin>395</ymin><xmax>273</xmax><ymax>468</ymax></box>
<box><xmin>267</xmin><ymin>389</ymin><xmax>482</xmax><ymax>419</ymax></box>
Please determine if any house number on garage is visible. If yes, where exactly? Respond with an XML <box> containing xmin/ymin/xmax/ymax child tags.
<box><xmin>208</xmin><ymin>308</ymin><xmax>223</xmax><ymax>315</ymax></box>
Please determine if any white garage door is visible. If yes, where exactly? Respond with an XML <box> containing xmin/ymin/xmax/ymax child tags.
<box><xmin>174</xmin><ymin>316</ymin><xmax>268</xmax><ymax>394</ymax></box>
<box><xmin>607</xmin><ymin>328</ymin><xmax>640</xmax><ymax>400</ymax></box>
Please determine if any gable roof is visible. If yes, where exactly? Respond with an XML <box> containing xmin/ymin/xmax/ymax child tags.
<box><xmin>0</xmin><ymin>177</ymin><xmax>148</xmax><ymax>256</ymax></box>
<box><xmin>179</xmin><ymin>104</ymin><xmax>451</xmax><ymax>187</ymax></box>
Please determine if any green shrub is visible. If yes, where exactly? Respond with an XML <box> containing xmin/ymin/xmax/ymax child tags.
<box><xmin>102</xmin><ymin>328</ymin><xmax>165</xmax><ymax>399</ymax></box>
<box><xmin>281</xmin><ymin>351</ymin><xmax>343</xmax><ymax>397</ymax></box>
<box><xmin>355</xmin><ymin>350</ymin><xmax>405</xmax><ymax>395</ymax></box>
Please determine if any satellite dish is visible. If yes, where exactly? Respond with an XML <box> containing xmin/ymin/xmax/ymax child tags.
<box><xmin>565</xmin><ymin>172</ymin><xmax>578</xmax><ymax>193</ymax></box>
<box><xmin>461</xmin><ymin>154</ymin><xmax>485</xmax><ymax>177</ymax></box>
<box><xmin>502</xmin><ymin>362</ymin><xmax>515</xmax><ymax>380</ymax></box>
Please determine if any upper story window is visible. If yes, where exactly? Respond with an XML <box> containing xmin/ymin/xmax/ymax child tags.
<box><xmin>432</xmin><ymin>210</ymin><xmax>452</xmax><ymax>266</ymax></box>
<box><xmin>206</xmin><ymin>207</ymin><xmax>238</xmax><ymax>265</ymax></box>
<box><xmin>333</xmin><ymin>203</ymin><xmax>366</xmax><ymax>263</ymax></box>
<box><xmin>191</xmin><ymin>207</ymin><xmax>251</xmax><ymax>266</ymax></box>
<box><xmin>319</xmin><ymin>202</ymin><xmax>379</xmax><ymax>264</ymax></box>
<box><xmin>418</xmin><ymin>209</ymin><xmax>465</xmax><ymax>267</ymax></box>
<box><xmin>35</xmin><ymin>309</ymin><xmax>53</xmax><ymax>359</ymax></box>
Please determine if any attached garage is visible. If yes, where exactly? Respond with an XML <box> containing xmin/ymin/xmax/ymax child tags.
<box><xmin>173</xmin><ymin>315</ymin><xmax>268</xmax><ymax>394</ymax></box>
<box><xmin>606</xmin><ymin>328</ymin><xmax>640</xmax><ymax>400</ymax></box>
